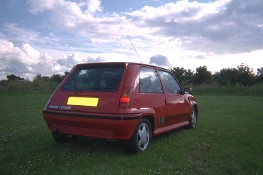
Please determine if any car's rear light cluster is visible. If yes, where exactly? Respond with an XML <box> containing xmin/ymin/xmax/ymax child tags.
<box><xmin>120</xmin><ymin>95</ymin><xmax>130</xmax><ymax>103</ymax></box>
<box><xmin>119</xmin><ymin>87</ymin><xmax>132</xmax><ymax>108</ymax></box>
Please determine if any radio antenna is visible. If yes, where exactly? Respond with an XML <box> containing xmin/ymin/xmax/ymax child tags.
<box><xmin>127</xmin><ymin>35</ymin><xmax>142</xmax><ymax>63</ymax></box>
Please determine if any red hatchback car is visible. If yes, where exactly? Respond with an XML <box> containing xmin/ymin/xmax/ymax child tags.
<box><xmin>42</xmin><ymin>62</ymin><xmax>198</xmax><ymax>153</ymax></box>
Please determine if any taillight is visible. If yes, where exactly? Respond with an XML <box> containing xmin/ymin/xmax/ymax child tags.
<box><xmin>120</xmin><ymin>96</ymin><xmax>130</xmax><ymax>103</ymax></box>
<box><xmin>119</xmin><ymin>87</ymin><xmax>132</xmax><ymax>108</ymax></box>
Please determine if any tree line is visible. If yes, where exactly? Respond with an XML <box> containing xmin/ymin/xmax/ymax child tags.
<box><xmin>171</xmin><ymin>64</ymin><xmax>263</xmax><ymax>86</ymax></box>
<box><xmin>0</xmin><ymin>64</ymin><xmax>262</xmax><ymax>92</ymax></box>
<box><xmin>5</xmin><ymin>72</ymin><xmax>69</xmax><ymax>84</ymax></box>
<box><xmin>0</xmin><ymin>72</ymin><xmax>69</xmax><ymax>92</ymax></box>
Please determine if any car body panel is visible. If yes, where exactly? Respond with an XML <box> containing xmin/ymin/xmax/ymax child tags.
<box><xmin>42</xmin><ymin>62</ymin><xmax>198</xmax><ymax>141</ymax></box>
<box><xmin>164</xmin><ymin>94</ymin><xmax>191</xmax><ymax>125</ymax></box>
<box><xmin>42</xmin><ymin>110</ymin><xmax>140</xmax><ymax>140</ymax></box>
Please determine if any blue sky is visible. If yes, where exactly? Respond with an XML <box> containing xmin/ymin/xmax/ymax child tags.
<box><xmin>0</xmin><ymin>0</ymin><xmax>263</xmax><ymax>80</ymax></box>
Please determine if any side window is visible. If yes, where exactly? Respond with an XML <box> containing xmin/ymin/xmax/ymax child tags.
<box><xmin>159</xmin><ymin>70</ymin><xmax>182</xmax><ymax>94</ymax></box>
<box><xmin>139</xmin><ymin>67</ymin><xmax>163</xmax><ymax>93</ymax></box>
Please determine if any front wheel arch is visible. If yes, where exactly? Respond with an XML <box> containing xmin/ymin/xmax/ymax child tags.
<box><xmin>188</xmin><ymin>108</ymin><xmax>197</xmax><ymax>129</ymax></box>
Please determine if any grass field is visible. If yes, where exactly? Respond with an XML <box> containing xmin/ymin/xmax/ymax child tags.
<box><xmin>0</xmin><ymin>93</ymin><xmax>262</xmax><ymax>174</ymax></box>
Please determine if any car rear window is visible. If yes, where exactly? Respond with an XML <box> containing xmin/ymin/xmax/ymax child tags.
<box><xmin>61</xmin><ymin>65</ymin><xmax>124</xmax><ymax>92</ymax></box>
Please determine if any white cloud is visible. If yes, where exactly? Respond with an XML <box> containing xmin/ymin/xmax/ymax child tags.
<box><xmin>26</xmin><ymin>0</ymin><xmax>105</xmax><ymax>34</ymax></box>
<box><xmin>25</xmin><ymin>0</ymin><xmax>263</xmax><ymax>54</ymax></box>
<box><xmin>0</xmin><ymin>39</ymin><xmax>108</xmax><ymax>80</ymax></box>
<box><xmin>86</xmin><ymin>56</ymin><xmax>104</xmax><ymax>63</ymax></box>
<box><xmin>126</xmin><ymin>0</ymin><xmax>231</xmax><ymax>22</ymax></box>
<box><xmin>27</xmin><ymin>0</ymin><xmax>102</xmax><ymax>15</ymax></box>
<box><xmin>57</xmin><ymin>54</ymin><xmax>80</xmax><ymax>68</ymax></box>
<box><xmin>168</xmin><ymin>50</ymin><xmax>263</xmax><ymax>74</ymax></box>
<box><xmin>26</xmin><ymin>0</ymin><xmax>139</xmax><ymax>40</ymax></box>
<box><xmin>3</xmin><ymin>23</ymin><xmax>39</xmax><ymax>43</ymax></box>
<box><xmin>149</xmin><ymin>55</ymin><xmax>172</xmax><ymax>68</ymax></box>
<box><xmin>126</xmin><ymin>0</ymin><xmax>263</xmax><ymax>53</ymax></box>
<box><xmin>27</xmin><ymin>0</ymin><xmax>57</xmax><ymax>14</ymax></box>
<box><xmin>22</xmin><ymin>43</ymin><xmax>41</xmax><ymax>65</ymax></box>
<box><xmin>1</xmin><ymin>0</ymin><xmax>263</xmax><ymax>80</ymax></box>
<box><xmin>0</xmin><ymin>39</ymin><xmax>54</xmax><ymax>80</ymax></box>
<box><xmin>86</xmin><ymin>0</ymin><xmax>102</xmax><ymax>14</ymax></box>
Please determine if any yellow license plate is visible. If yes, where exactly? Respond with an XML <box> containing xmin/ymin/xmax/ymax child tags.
<box><xmin>67</xmin><ymin>97</ymin><xmax>99</xmax><ymax>107</ymax></box>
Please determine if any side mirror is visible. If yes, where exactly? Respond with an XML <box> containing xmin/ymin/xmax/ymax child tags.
<box><xmin>184</xmin><ymin>87</ymin><xmax>192</xmax><ymax>95</ymax></box>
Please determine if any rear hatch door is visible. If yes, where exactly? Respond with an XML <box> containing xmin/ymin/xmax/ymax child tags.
<box><xmin>47</xmin><ymin>63</ymin><xmax>127</xmax><ymax>114</ymax></box>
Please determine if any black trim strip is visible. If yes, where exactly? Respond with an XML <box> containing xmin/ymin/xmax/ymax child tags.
<box><xmin>42</xmin><ymin>110</ymin><xmax>140</xmax><ymax>120</ymax></box>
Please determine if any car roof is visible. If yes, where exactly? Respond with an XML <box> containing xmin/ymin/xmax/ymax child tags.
<box><xmin>75</xmin><ymin>62</ymin><xmax>169</xmax><ymax>71</ymax></box>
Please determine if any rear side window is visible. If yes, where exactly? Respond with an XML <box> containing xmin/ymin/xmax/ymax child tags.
<box><xmin>139</xmin><ymin>67</ymin><xmax>163</xmax><ymax>93</ymax></box>
<box><xmin>61</xmin><ymin>65</ymin><xmax>124</xmax><ymax>92</ymax></box>
<box><xmin>158</xmin><ymin>70</ymin><xmax>182</xmax><ymax>94</ymax></box>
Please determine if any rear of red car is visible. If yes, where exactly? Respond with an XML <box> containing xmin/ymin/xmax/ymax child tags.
<box><xmin>42</xmin><ymin>62</ymin><xmax>140</xmax><ymax>140</ymax></box>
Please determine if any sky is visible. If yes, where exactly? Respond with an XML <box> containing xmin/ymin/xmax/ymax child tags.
<box><xmin>0</xmin><ymin>0</ymin><xmax>263</xmax><ymax>80</ymax></box>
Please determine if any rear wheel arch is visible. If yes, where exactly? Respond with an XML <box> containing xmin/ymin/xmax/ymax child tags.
<box><xmin>142</xmin><ymin>115</ymin><xmax>154</xmax><ymax>134</ymax></box>
<box><xmin>138</xmin><ymin>107</ymin><xmax>156</xmax><ymax>132</ymax></box>
<box><xmin>125</xmin><ymin>117</ymin><xmax>153</xmax><ymax>154</ymax></box>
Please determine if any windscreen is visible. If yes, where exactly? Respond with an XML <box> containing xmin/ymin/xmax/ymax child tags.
<box><xmin>61</xmin><ymin>65</ymin><xmax>124</xmax><ymax>92</ymax></box>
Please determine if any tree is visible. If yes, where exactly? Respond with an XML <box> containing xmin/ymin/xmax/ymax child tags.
<box><xmin>193</xmin><ymin>66</ymin><xmax>212</xmax><ymax>84</ymax></box>
<box><xmin>213</xmin><ymin>68</ymin><xmax>239</xmax><ymax>85</ymax></box>
<box><xmin>171</xmin><ymin>67</ymin><xmax>185</xmax><ymax>83</ymax></box>
<box><xmin>6</xmin><ymin>74</ymin><xmax>25</xmax><ymax>81</ymax></box>
<box><xmin>171</xmin><ymin>67</ymin><xmax>194</xmax><ymax>84</ymax></box>
<box><xmin>236</xmin><ymin>64</ymin><xmax>255</xmax><ymax>86</ymax></box>
<box><xmin>63</xmin><ymin>71</ymin><xmax>69</xmax><ymax>78</ymax></box>
<box><xmin>256</xmin><ymin>67</ymin><xmax>263</xmax><ymax>83</ymax></box>
<box><xmin>184</xmin><ymin>69</ymin><xmax>194</xmax><ymax>84</ymax></box>
<box><xmin>50</xmin><ymin>71</ymin><xmax>69</xmax><ymax>84</ymax></box>
<box><xmin>213</xmin><ymin>64</ymin><xmax>256</xmax><ymax>86</ymax></box>
<box><xmin>50</xmin><ymin>74</ymin><xmax>64</xmax><ymax>84</ymax></box>
<box><xmin>33</xmin><ymin>74</ymin><xmax>50</xmax><ymax>82</ymax></box>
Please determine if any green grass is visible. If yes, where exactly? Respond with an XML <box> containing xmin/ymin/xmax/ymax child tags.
<box><xmin>191</xmin><ymin>83</ymin><xmax>263</xmax><ymax>96</ymax></box>
<box><xmin>0</xmin><ymin>93</ymin><xmax>262</xmax><ymax>174</ymax></box>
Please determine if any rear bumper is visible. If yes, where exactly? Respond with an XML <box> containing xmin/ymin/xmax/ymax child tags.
<box><xmin>42</xmin><ymin>109</ymin><xmax>140</xmax><ymax>140</ymax></box>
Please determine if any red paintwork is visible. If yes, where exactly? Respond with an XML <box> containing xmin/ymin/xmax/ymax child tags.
<box><xmin>42</xmin><ymin>62</ymin><xmax>198</xmax><ymax>140</ymax></box>
<box><xmin>43</xmin><ymin>111</ymin><xmax>140</xmax><ymax>140</ymax></box>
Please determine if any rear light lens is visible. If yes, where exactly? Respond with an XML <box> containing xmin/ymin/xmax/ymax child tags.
<box><xmin>120</xmin><ymin>96</ymin><xmax>130</xmax><ymax>103</ymax></box>
<box><xmin>119</xmin><ymin>87</ymin><xmax>132</xmax><ymax>108</ymax></box>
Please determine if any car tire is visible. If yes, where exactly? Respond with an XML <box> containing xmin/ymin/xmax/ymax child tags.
<box><xmin>188</xmin><ymin>108</ymin><xmax>197</xmax><ymax>129</ymax></box>
<box><xmin>52</xmin><ymin>132</ymin><xmax>78</xmax><ymax>143</ymax></box>
<box><xmin>125</xmin><ymin>118</ymin><xmax>152</xmax><ymax>154</ymax></box>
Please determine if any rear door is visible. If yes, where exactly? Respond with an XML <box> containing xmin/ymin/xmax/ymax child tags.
<box><xmin>133</xmin><ymin>66</ymin><xmax>167</xmax><ymax>128</ymax></box>
<box><xmin>158</xmin><ymin>70</ymin><xmax>191</xmax><ymax>125</ymax></box>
